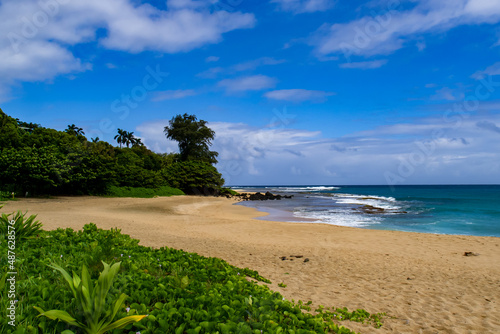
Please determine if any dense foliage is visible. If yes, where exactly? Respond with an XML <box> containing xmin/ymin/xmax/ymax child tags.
<box><xmin>164</xmin><ymin>114</ymin><xmax>219</xmax><ymax>164</ymax></box>
<box><xmin>162</xmin><ymin>161</ymin><xmax>224</xmax><ymax>195</ymax></box>
<box><xmin>0</xmin><ymin>109</ymin><xmax>224</xmax><ymax>196</ymax></box>
<box><xmin>0</xmin><ymin>216</ymin><xmax>383</xmax><ymax>334</ymax></box>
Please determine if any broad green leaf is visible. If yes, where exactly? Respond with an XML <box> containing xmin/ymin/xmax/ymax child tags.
<box><xmin>81</xmin><ymin>264</ymin><xmax>93</xmax><ymax>297</ymax></box>
<box><xmin>34</xmin><ymin>308</ymin><xmax>81</xmax><ymax>328</ymax></box>
<box><xmin>48</xmin><ymin>263</ymin><xmax>76</xmax><ymax>296</ymax></box>
<box><xmin>110</xmin><ymin>293</ymin><xmax>128</xmax><ymax>322</ymax></box>
<box><xmin>98</xmin><ymin>315</ymin><xmax>146</xmax><ymax>333</ymax></box>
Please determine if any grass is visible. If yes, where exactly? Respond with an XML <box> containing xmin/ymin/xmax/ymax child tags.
<box><xmin>105</xmin><ymin>186</ymin><xmax>185</xmax><ymax>198</ymax></box>
<box><xmin>0</xmin><ymin>212</ymin><xmax>385</xmax><ymax>334</ymax></box>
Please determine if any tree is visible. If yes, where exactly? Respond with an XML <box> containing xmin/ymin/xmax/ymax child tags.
<box><xmin>114</xmin><ymin>128</ymin><xmax>127</xmax><ymax>148</ymax></box>
<box><xmin>126</xmin><ymin>131</ymin><xmax>142</xmax><ymax>148</ymax></box>
<box><xmin>65</xmin><ymin>124</ymin><xmax>85</xmax><ymax>136</ymax></box>
<box><xmin>115</xmin><ymin>129</ymin><xmax>141</xmax><ymax>148</ymax></box>
<box><xmin>164</xmin><ymin>114</ymin><xmax>218</xmax><ymax>164</ymax></box>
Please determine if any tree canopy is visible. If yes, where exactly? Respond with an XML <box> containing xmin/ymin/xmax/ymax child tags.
<box><xmin>0</xmin><ymin>110</ymin><xmax>225</xmax><ymax>196</ymax></box>
<box><xmin>164</xmin><ymin>113</ymin><xmax>218</xmax><ymax>164</ymax></box>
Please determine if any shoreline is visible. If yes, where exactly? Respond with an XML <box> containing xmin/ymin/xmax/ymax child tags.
<box><xmin>2</xmin><ymin>196</ymin><xmax>500</xmax><ymax>333</ymax></box>
<box><xmin>234</xmin><ymin>186</ymin><xmax>500</xmax><ymax>238</ymax></box>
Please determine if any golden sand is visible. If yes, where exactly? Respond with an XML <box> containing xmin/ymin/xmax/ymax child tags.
<box><xmin>3</xmin><ymin>196</ymin><xmax>499</xmax><ymax>333</ymax></box>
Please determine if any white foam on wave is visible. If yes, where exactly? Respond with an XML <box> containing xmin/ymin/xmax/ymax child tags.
<box><xmin>293</xmin><ymin>208</ymin><xmax>382</xmax><ymax>228</ymax></box>
<box><xmin>332</xmin><ymin>193</ymin><xmax>401</xmax><ymax>211</ymax></box>
<box><xmin>270</xmin><ymin>186</ymin><xmax>341</xmax><ymax>192</ymax></box>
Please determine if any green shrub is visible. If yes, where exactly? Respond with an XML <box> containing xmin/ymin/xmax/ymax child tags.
<box><xmin>162</xmin><ymin>160</ymin><xmax>224</xmax><ymax>195</ymax></box>
<box><xmin>35</xmin><ymin>261</ymin><xmax>146</xmax><ymax>334</ymax></box>
<box><xmin>0</xmin><ymin>191</ymin><xmax>13</xmax><ymax>201</ymax></box>
<box><xmin>219</xmin><ymin>188</ymin><xmax>239</xmax><ymax>196</ymax></box>
<box><xmin>106</xmin><ymin>186</ymin><xmax>185</xmax><ymax>198</ymax></box>
<box><xmin>0</xmin><ymin>210</ymin><xmax>43</xmax><ymax>241</ymax></box>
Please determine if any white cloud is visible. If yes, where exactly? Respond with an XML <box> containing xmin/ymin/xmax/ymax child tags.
<box><xmin>98</xmin><ymin>4</ymin><xmax>255</xmax><ymax>53</ymax></box>
<box><xmin>152</xmin><ymin>89</ymin><xmax>197</xmax><ymax>101</ymax></box>
<box><xmin>136</xmin><ymin>120</ymin><xmax>179</xmax><ymax>154</ymax></box>
<box><xmin>339</xmin><ymin>59</ymin><xmax>388</xmax><ymax>69</ymax></box>
<box><xmin>218</xmin><ymin>75</ymin><xmax>277</xmax><ymax>93</ymax></box>
<box><xmin>430</xmin><ymin>87</ymin><xmax>466</xmax><ymax>101</ymax></box>
<box><xmin>136</xmin><ymin>112</ymin><xmax>500</xmax><ymax>185</ymax></box>
<box><xmin>471</xmin><ymin>62</ymin><xmax>500</xmax><ymax>80</ymax></box>
<box><xmin>0</xmin><ymin>0</ymin><xmax>255</xmax><ymax>97</ymax></box>
<box><xmin>198</xmin><ymin>57</ymin><xmax>285</xmax><ymax>79</ymax></box>
<box><xmin>264</xmin><ymin>89</ymin><xmax>335</xmax><ymax>102</ymax></box>
<box><xmin>272</xmin><ymin>0</ymin><xmax>335</xmax><ymax>14</ymax></box>
<box><xmin>311</xmin><ymin>0</ymin><xmax>500</xmax><ymax>59</ymax></box>
<box><xmin>476</xmin><ymin>120</ymin><xmax>500</xmax><ymax>134</ymax></box>
<box><xmin>206</xmin><ymin>56</ymin><xmax>220</xmax><ymax>62</ymax></box>
<box><xmin>197</xmin><ymin>67</ymin><xmax>224</xmax><ymax>79</ymax></box>
<box><xmin>232</xmin><ymin>57</ymin><xmax>286</xmax><ymax>72</ymax></box>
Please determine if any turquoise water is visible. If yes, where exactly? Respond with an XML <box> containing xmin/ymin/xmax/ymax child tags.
<box><xmin>235</xmin><ymin>185</ymin><xmax>500</xmax><ymax>237</ymax></box>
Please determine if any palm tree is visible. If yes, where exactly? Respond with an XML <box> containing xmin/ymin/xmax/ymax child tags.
<box><xmin>114</xmin><ymin>128</ymin><xmax>127</xmax><ymax>148</ymax></box>
<box><xmin>115</xmin><ymin>129</ymin><xmax>143</xmax><ymax>148</ymax></box>
<box><xmin>65</xmin><ymin>124</ymin><xmax>85</xmax><ymax>136</ymax></box>
<box><xmin>91</xmin><ymin>137</ymin><xmax>100</xmax><ymax>143</ymax></box>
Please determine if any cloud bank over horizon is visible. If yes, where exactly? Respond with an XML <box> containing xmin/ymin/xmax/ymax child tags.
<box><xmin>136</xmin><ymin>110</ymin><xmax>500</xmax><ymax>186</ymax></box>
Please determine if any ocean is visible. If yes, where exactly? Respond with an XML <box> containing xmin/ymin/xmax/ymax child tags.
<box><xmin>234</xmin><ymin>185</ymin><xmax>500</xmax><ymax>237</ymax></box>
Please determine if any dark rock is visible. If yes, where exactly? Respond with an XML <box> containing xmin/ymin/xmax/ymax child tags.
<box><xmin>280</xmin><ymin>256</ymin><xmax>287</xmax><ymax>261</ymax></box>
<box><xmin>464</xmin><ymin>252</ymin><xmax>480</xmax><ymax>256</ymax></box>
<box><xmin>232</xmin><ymin>191</ymin><xmax>293</xmax><ymax>201</ymax></box>
<box><xmin>303</xmin><ymin>258</ymin><xmax>310</xmax><ymax>263</ymax></box>
<box><xmin>290</xmin><ymin>255</ymin><xmax>303</xmax><ymax>258</ymax></box>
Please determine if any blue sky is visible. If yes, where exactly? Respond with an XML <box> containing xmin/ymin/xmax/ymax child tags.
<box><xmin>1</xmin><ymin>0</ymin><xmax>500</xmax><ymax>185</ymax></box>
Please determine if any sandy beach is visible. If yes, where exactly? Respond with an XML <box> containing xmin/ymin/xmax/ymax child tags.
<box><xmin>2</xmin><ymin>196</ymin><xmax>499</xmax><ymax>334</ymax></box>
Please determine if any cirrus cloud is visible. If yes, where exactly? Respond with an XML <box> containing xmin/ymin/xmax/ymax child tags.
<box><xmin>310</xmin><ymin>0</ymin><xmax>500</xmax><ymax>59</ymax></box>
<box><xmin>272</xmin><ymin>0</ymin><xmax>335</xmax><ymax>14</ymax></box>
<box><xmin>264</xmin><ymin>89</ymin><xmax>335</xmax><ymax>103</ymax></box>
<box><xmin>218</xmin><ymin>75</ymin><xmax>277</xmax><ymax>93</ymax></box>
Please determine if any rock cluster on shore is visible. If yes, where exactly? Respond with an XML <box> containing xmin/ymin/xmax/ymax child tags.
<box><xmin>354</xmin><ymin>204</ymin><xmax>407</xmax><ymax>215</ymax></box>
<box><xmin>226</xmin><ymin>191</ymin><xmax>293</xmax><ymax>201</ymax></box>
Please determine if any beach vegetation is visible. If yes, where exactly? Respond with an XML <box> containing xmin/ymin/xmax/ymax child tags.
<box><xmin>106</xmin><ymin>186</ymin><xmax>185</xmax><ymax>198</ymax></box>
<box><xmin>0</xmin><ymin>110</ymin><xmax>229</xmax><ymax>197</ymax></box>
<box><xmin>164</xmin><ymin>113</ymin><xmax>218</xmax><ymax>164</ymax></box>
<box><xmin>0</xmin><ymin>191</ymin><xmax>15</xmax><ymax>201</ymax></box>
<box><xmin>0</xmin><ymin>210</ymin><xmax>43</xmax><ymax>241</ymax></box>
<box><xmin>114</xmin><ymin>128</ymin><xmax>142</xmax><ymax>148</ymax></box>
<box><xmin>0</xmin><ymin>214</ymin><xmax>383</xmax><ymax>334</ymax></box>
<box><xmin>162</xmin><ymin>160</ymin><xmax>224</xmax><ymax>195</ymax></box>
<box><xmin>65</xmin><ymin>124</ymin><xmax>85</xmax><ymax>137</ymax></box>
<box><xmin>34</xmin><ymin>261</ymin><xmax>146</xmax><ymax>334</ymax></box>
<box><xmin>219</xmin><ymin>188</ymin><xmax>239</xmax><ymax>196</ymax></box>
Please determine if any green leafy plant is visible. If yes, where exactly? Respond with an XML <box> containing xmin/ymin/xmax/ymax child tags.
<box><xmin>0</xmin><ymin>210</ymin><xmax>43</xmax><ymax>241</ymax></box>
<box><xmin>34</xmin><ymin>261</ymin><xmax>146</xmax><ymax>334</ymax></box>
<box><xmin>0</xmin><ymin>222</ymin><xmax>383</xmax><ymax>333</ymax></box>
<box><xmin>278</xmin><ymin>282</ymin><xmax>287</xmax><ymax>288</ymax></box>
